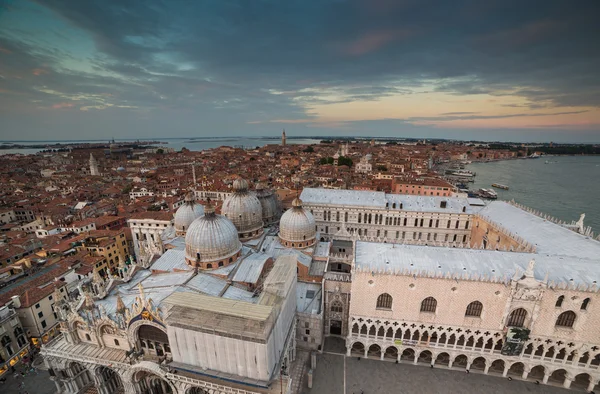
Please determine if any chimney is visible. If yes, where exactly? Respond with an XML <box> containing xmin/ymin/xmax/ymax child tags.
<box><xmin>11</xmin><ymin>295</ymin><xmax>21</xmax><ymax>308</ymax></box>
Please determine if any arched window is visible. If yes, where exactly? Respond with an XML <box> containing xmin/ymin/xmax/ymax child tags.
<box><xmin>376</xmin><ymin>293</ymin><xmax>393</xmax><ymax>309</ymax></box>
<box><xmin>392</xmin><ymin>203</ymin><xmax>396</xmax><ymax>209</ymax></box>
<box><xmin>218</xmin><ymin>262</ymin><xmax>223</xmax><ymax>267</ymax></box>
<box><xmin>420</xmin><ymin>297</ymin><xmax>437</xmax><ymax>313</ymax></box>
<box><xmin>85</xmin><ymin>334</ymin><xmax>91</xmax><ymax>341</ymax></box>
<box><xmin>556</xmin><ymin>295</ymin><xmax>564</xmax><ymax>307</ymax></box>
<box><xmin>114</xmin><ymin>339</ymin><xmax>120</xmax><ymax>346</ymax></box>
<box><xmin>206</xmin><ymin>263</ymin><xmax>212</xmax><ymax>269</ymax></box>
<box><xmin>556</xmin><ymin>311</ymin><xmax>576</xmax><ymax>328</ymax></box>
<box><xmin>507</xmin><ymin>308</ymin><xmax>528</xmax><ymax>327</ymax></box>
<box><xmin>581</xmin><ymin>298</ymin><xmax>590</xmax><ymax>310</ymax></box>
<box><xmin>465</xmin><ymin>301</ymin><xmax>483</xmax><ymax>317</ymax></box>
<box><xmin>330</xmin><ymin>301</ymin><xmax>343</xmax><ymax>313</ymax></box>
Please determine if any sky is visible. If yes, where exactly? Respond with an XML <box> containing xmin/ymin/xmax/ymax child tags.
<box><xmin>0</xmin><ymin>0</ymin><xmax>599</xmax><ymax>143</ymax></box>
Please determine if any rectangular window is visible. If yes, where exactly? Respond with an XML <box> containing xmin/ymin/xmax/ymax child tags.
<box><xmin>41</xmin><ymin>320</ymin><xmax>47</xmax><ymax>329</ymax></box>
<box><xmin>305</xmin><ymin>329</ymin><xmax>310</xmax><ymax>335</ymax></box>
<box><xmin>35</xmin><ymin>303</ymin><xmax>40</xmax><ymax>309</ymax></box>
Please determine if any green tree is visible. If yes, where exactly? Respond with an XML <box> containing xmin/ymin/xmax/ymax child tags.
<box><xmin>338</xmin><ymin>156</ymin><xmax>353</xmax><ymax>167</ymax></box>
<box><xmin>156</xmin><ymin>148</ymin><xmax>164</xmax><ymax>154</ymax></box>
<box><xmin>319</xmin><ymin>157</ymin><xmax>334</xmax><ymax>165</ymax></box>
<box><xmin>303</xmin><ymin>146</ymin><xmax>315</xmax><ymax>153</ymax></box>
<box><xmin>376</xmin><ymin>165</ymin><xmax>388</xmax><ymax>171</ymax></box>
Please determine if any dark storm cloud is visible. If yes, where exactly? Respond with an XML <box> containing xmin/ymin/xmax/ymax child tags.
<box><xmin>1</xmin><ymin>0</ymin><xmax>599</xmax><ymax>140</ymax></box>
<box><xmin>34</xmin><ymin>0</ymin><xmax>600</xmax><ymax>106</ymax></box>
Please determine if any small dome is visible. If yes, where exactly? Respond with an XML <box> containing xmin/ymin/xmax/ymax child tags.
<box><xmin>174</xmin><ymin>193</ymin><xmax>204</xmax><ymax>235</ymax></box>
<box><xmin>223</xmin><ymin>177</ymin><xmax>263</xmax><ymax>240</ymax></box>
<box><xmin>279</xmin><ymin>198</ymin><xmax>316</xmax><ymax>249</ymax></box>
<box><xmin>116</xmin><ymin>166</ymin><xmax>125</xmax><ymax>172</ymax></box>
<box><xmin>185</xmin><ymin>206</ymin><xmax>241</xmax><ymax>268</ymax></box>
<box><xmin>232</xmin><ymin>178</ymin><xmax>249</xmax><ymax>192</ymax></box>
<box><xmin>256</xmin><ymin>185</ymin><xmax>280</xmax><ymax>225</ymax></box>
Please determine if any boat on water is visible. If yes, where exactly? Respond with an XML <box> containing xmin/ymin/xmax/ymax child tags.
<box><xmin>478</xmin><ymin>188</ymin><xmax>498</xmax><ymax>199</ymax></box>
<box><xmin>491</xmin><ymin>183</ymin><xmax>509</xmax><ymax>190</ymax></box>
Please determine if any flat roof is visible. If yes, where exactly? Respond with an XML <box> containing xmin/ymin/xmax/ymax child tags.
<box><xmin>163</xmin><ymin>292</ymin><xmax>272</xmax><ymax>321</ymax></box>
<box><xmin>300</xmin><ymin>188</ymin><xmax>480</xmax><ymax>214</ymax></box>
<box><xmin>478</xmin><ymin>201</ymin><xmax>600</xmax><ymax>260</ymax></box>
<box><xmin>354</xmin><ymin>241</ymin><xmax>600</xmax><ymax>287</ymax></box>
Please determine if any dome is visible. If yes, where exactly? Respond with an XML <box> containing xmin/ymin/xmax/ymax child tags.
<box><xmin>279</xmin><ymin>198</ymin><xmax>316</xmax><ymax>249</ymax></box>
<box><xmin>222</xmin><ymin>177</ymin><xmax>263</xmax><ymax>240</ymax></box>
<box><xmin>184</xmin><ymin>204</ymin><xmax>242</xmax><ymax>269</ymax></box>
<box><xmin>116</xmin><ymin>166</ymin><xmax>125</xmax><ymax>172</ymax></box>
<box><xmin>233</xmin><ymin>178</ymin><xmax>249</xmax><ymax>192</ymax></box>
<box><xmin>174</xmin><ymin>193</ymin><xmax>204</xmax><ymax>235</ymax></box>
<box><xmin>255</xmin><ymin>183</ymin><xmax>280</xmax><ymax>226</ymax></box>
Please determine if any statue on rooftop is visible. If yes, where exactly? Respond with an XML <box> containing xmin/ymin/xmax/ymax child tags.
<box><xmin>576</xmin><ymin>213</ymin><xmax>585</xmax><ymax>234</ymax></box>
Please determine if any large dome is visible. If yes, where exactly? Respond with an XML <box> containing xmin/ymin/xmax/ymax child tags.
<box><xmin>185</xmin><ymin>204</ymin><xmax>242</xmax><ymax>269</ymax></box>
<box><xmin>255</xmin><ymin>183</ymin><xmax>280</xmax><ymax>225</ymax></box>
<box><xmin>222</xmin><ymin>177</ymin><xmax>263</xmax><ymax>240</ymax></box>
<box><xmin>279</xmin><ymin>198</ymin><xmax>316</xmax><ymax>249</ymax></box>
<box><xmin>174</xmin><ymin>193</ymin><xmax>204</xmax><ymax>235</ymax></box>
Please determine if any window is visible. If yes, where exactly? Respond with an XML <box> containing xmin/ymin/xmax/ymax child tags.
<box><xmin>38</xmin><ymin>312</ymin><xmax>43</xmax><ymax>318</ymax></box>
<box><xmin>331</xmin><ymin>301</ymin><xmax>343</xmax><ymax>313</ymax></box>
<box><xmin>114</xmin><ymin>339</ymin><xmax>120</xmax><ymax>346</ymax></box>
<box><xmin>305</xmin><ymin>329</ymin><xmax>310</xmax><ymax>335</ymax></box>
<box><xmin>581</xmin><ymin>298</ymin><xmax>591</xmax><ymax>311</ymax></box>
<box><xmin>85</xmin><ymin>333</ymin><xmax>91</xmax><ymax>341</ymax></box>
<box><xmin>465</xmin><ymin>301</ymin><xmax>483</xmax><ymax>317</ymax></box>
<box><xmin>507</xmin><ymin>308</ymin><xmax>527</xmax><ymax>327</ymax></box>
<box><xmin>376</xmin><ymin>293</ymin><xmax>393</xmax><ymax>309</ymax></box>
<box><xmin>35</xmin><ymin>303</ymin><xmax>40</xmax><ymax>309</ymax></box>
<box><xmin>556</xmin><ymin>295</ymin><xmax>564</xmax><ymax>307</ymax></box>
<box><xmin>420</xmin><ymin>297</ymin><xmax>437</xmax><ymax>313</ymax></box>
<box><xmin>556</xmin><ymin>311</ymin><xmax>576</xmax><ymax>328</ymax></box>
<box><xmin>48</xmin><ymin>295</ymin><xmax>53</xmax><ymax>301</ymax></box>
<box><xmin>440</xmin><ymin>201</ymin><xmax>447</xmax><ymax>209</ymax></box>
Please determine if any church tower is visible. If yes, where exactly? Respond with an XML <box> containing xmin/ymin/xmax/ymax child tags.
<box><xmin>282</xmin><ymin>129</ymin><xmax>287</xmax><ymax>146</ymax></box>
<box><xmin>89</xmin><ymin>153</ymin><xmax>100</xmax><ymax>176</ymax></box>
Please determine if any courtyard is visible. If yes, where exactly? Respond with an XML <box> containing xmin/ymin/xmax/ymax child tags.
<box><xmin>299</xmin><ymin>338</ymin><xmax>582</xmax><ymax>394</ymax></box>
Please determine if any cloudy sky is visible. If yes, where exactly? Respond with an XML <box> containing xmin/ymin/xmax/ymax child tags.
<box><xmin>1</xmin><ymin>0</ymin><xmax>599</xmax><ymax>142</ymax></box>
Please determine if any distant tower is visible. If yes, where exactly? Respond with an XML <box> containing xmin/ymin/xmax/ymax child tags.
<box><xmin>282</xmin><ymin>129</ymin><xmax>287</xmax><ymax>146</ymax></box>
<box><xmin>89</xmin><ymin>153</ymin><xmax>100</xmax><ymax>176</ymax></box>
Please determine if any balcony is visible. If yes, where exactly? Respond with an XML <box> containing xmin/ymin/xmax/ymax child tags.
<box><xmin>324</xmin><ymin>272</ymin><xmax>351</xmax><ymax>282</ymax></box>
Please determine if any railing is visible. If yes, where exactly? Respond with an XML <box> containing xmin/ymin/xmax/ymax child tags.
<box><xmin>324</xmin><ymin>272</ymin><xmax>352</xmax><ymax>282</ymax></box>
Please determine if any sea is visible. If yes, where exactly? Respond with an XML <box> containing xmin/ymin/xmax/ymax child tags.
<box><xmin>0</xmin><ymin>137</ymin><xmax>321</xmax><ymax>155</ymax></box>
<box><xmin>467</xmin><ymin>156</ymin><xmax>600</xmax><ymax>233</ymax></box>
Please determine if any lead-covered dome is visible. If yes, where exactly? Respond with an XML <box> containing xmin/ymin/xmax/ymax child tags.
<box><xmin>222</xmin><ymin>177</ymin><xmax>263</xmax><ymax>240</ymax></box>
<box><xmin>255</xmin><ymin>183</ymin><xmax>280</xmax><ymax>226</ymax></box>
<box><xmin>279</xmin><ymin>198</ymin><xmax>316</xmax><ymax>249</ymax></box>
<box><xmin>185</xmin><ymin>204</ymin><xmax>242</xmax><ymax>269</ymax></box>
<box><xmin>174</xmin><ymin>192</ymin><xmax>204</xmax><ymax>235</ymax></box>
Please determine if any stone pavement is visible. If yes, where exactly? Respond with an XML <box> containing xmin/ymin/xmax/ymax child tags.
<box><xmin>295</xmin><ymin>336</ymin><xmax>578</xmax><ymax>394</ymax></box>
<box><xmin>308</xmin><ymin>352</ymin><xmax>576</xmax><ymax>394</ymax></box>
<box><xmin>1</xmin><ymin>364</ymin><xmax>55</xmax><ymax>394</ymax></box>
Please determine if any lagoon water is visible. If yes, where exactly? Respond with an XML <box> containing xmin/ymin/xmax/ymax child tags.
<box><xmin>468</xmin><ymin>156</ymin><xmax>600</xmax><ymax>232</ymax></box>
<box><xmin>0</xmin><ymin>137</ymin><xmax>321</xmax><ymax>155</ymax></box>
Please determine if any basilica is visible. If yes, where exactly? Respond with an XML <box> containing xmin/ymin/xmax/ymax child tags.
<box><xmin>40</xmin><ymin>181</ymin><xmax>600</xmax><ymax>393</ymax></box>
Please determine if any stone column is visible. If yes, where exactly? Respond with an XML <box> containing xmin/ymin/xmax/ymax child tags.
<box><xmin>587</xmin><ymin>378</ymin><xmax>599</xmax><ymax>393</ymax></box>
<box><xmin>466</xmin><ymin>361</ymin><xmax>472</xmax><ymax>371</ymax></box>
<box><xmin>413</xmin><ymin>354</ymin><xmax>418</xmax><ymax>365</ymax></box>
<box><xmin>364</xmin><ymin>348</ymin><xmax>368</xmax><ymax>358</ymax></box>
<box><xmin>502</xmin><ymin>365</ymin><xmax>509</xmax><ymax>377</ymax></box>
<box><xmin>563</xmin><ymin>374</ymin><xmax>572</xmax><ymax>389</ymax></box>
<box><xmin>53</xmin><ymin>380</ymin><xmax>63</xmax><ymax>394</ymax></box>
<box><xmin>542</xmin><ymin>372</ymin><xmax>550</xmax><ymax>384</ymax></box>
<box><xmin>521</xmin><ymin>370</ymin><xmax>529</xmax><ymax>380</ymax></box>
<box><xmin>346</xmin><ymin>346</ymin><xmax>351</xmax><ymax>357</ymax></box>
<box><xmin>448</xmin><ymin>360</ymin><xmax>453</xmax><ymax>369</ymax></box>
<box><xmin>484</xmin><ymin>365</ymin><xmax>490</xmax><ymax>374</ymax></box>
<box><xmin>380</xmin><ymin>350</ymin><xmax>385</xmax><ymax>360</ymax></box>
